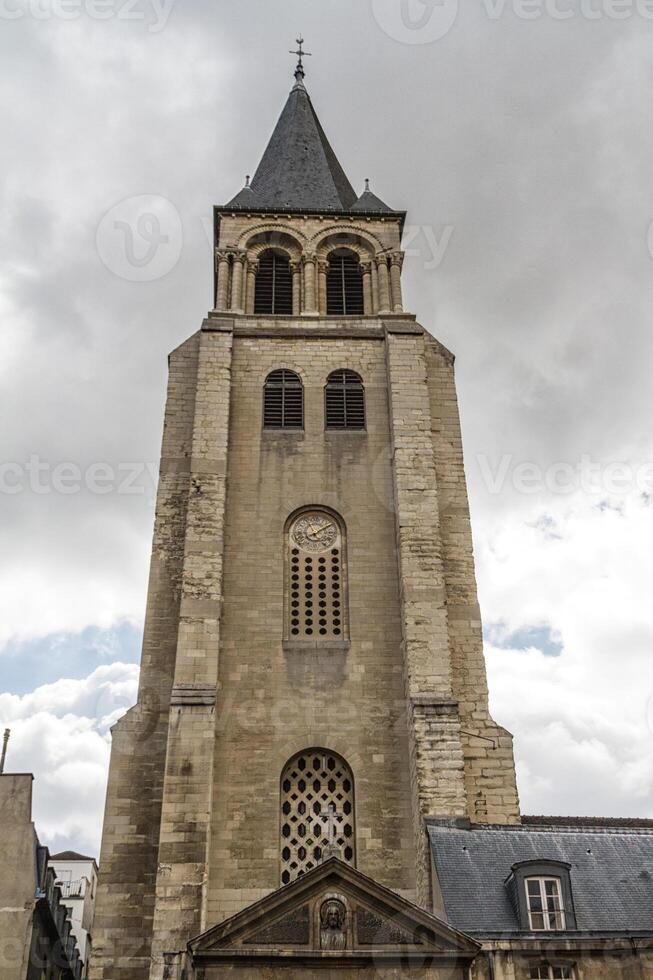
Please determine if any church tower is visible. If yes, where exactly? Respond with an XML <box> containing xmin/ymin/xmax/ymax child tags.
<box><xmin>90</xmin><ymin>49</ymin><xmax>520</xmax><ymax>980</ymax></box>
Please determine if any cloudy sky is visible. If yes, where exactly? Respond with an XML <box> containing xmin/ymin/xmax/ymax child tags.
<box><xmin>1</xmin><ymin>0</ymin><xmax>653</xmax><ymax>856</ymax></box>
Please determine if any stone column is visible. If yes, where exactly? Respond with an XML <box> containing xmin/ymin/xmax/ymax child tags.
<box><xmin>371</xmin><ymin>260</ymin><xmax>380</xmax><ymax>314</ymax></box>
<box><xmin>318</xmin><ymin>260</ymin><xmax>329</xmax><ymax>314</ymax></box>
<box><xmin>377</xmin><ymin>255</ymin><xmax>391</xmax><ymax>313</ymax></box>
<box><xmin>245</xmin><ymin>257</ymin><xmax>258</xmax><ymax>315</ymax></box>
<box><xmin>303</xmin><ymin>253</ymin><xmax>317</xmax><ymax>314</ymax></box>
<box><xmin>361</xmin><ymin>261</ymin><xmax>373</xmax><ymax>315</ymax></box>
<box><xmin>215</xmin><ymin>250</ymin><xmax>231</xmax><ymax>312</ymax></box>
<box><xmin>385</xmin><ymin>325</ymin><xmax>467</xmax><ymax>909</ymax></box>
<box><xmin>390</xmin><ymin>252</ymin><xmax>405</xmax><ymax>312</ymax></box>
<box><xmin>230</xmin><ymin>251</ymin><xmax>245</xmax><ymax>313</ymax></box>
<box><xmin>148</xmin><ymin>325</ymin><xmax>234</xmax><ymax>980</ymax></box>
<box><xmin>290</xmin><ymin>261</ymin><xmax>302</xmax><ymax>315</ymax></box>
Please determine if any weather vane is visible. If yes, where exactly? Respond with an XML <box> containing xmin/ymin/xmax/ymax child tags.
<box><xmin>290</xmin><ymin>36</ymin><xmax>312</xmax><ymax>76</ymax></box>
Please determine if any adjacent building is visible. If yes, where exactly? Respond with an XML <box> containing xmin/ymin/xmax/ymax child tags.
<box><xmin>49</xmin><ymin>852</ymin><xmax>98</xmax><ymax>977</ymax></box>
<box><xmin>85</xmin><ymin>52</ymin><xmax>653</xmax><ymax>979</ymax></box>
<box><xmin>0</xmin><ymin>774</ymin><xmax>83</xmax><ymax>980</ymax></box>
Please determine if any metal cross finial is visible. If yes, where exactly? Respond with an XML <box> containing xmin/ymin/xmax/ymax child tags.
<box><xmin>290</xmin><ymin>35</ymin><xmax>312</xmax><ymax>79</ymax></box>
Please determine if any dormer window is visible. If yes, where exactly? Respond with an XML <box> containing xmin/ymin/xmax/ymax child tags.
<box><xmin>505</xmin><ymin>860</ymin><xmax>576</xmax><ymax>932</ymax></box>
<box><xmin>525</xmin><ymin>877</ymin><xmax>566</xmax><ymax>931</ymax></box>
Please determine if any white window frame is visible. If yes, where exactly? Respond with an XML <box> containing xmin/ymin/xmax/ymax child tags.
<box><xmin>529</xmin><ymin>965</ymin><xmax>575</xmax><ymax>979</ymax></box>
<box><xmin>525</xmin><ymin>876</ymin><xmax>566</xmax><ymax>931</ymax></box>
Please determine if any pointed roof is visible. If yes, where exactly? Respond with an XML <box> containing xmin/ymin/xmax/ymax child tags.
<box><xmin>351</xmin><ymin>179</ymin><xmax>393</xmax><ymax>213</ymax></box>
<box><xmin>226</xmin><ymin>71</ymin><xmax>357</xmax><ymax>211</ymax></box>
<box><xmin>190</xmin><ymin>857</ymin><xmax>480</xmax><ymax>964</ymax></box>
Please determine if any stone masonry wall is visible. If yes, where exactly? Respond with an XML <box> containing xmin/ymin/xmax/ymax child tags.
<box><xmin>89</xmin><ymin>334</ymin><xmax>200</xmax><ymax>980</ymax></box>
<box><xmin>384</xmin><ymin>324</ymin><xmax>468</xmax><ymax>907</ymax></box>
<box><xmin>206</xmin><ymin>323</ymin><xmax>418</xmax><ymax>924</ymax></box>
<box><xmin>424</xmin><ymin>337</ymin><xmax>520</xmax><ymax>825</ymax></box>
<box><xmin>148</xmin><ymin>326</ymin><xmax>234</xmax><ymax>980</ymax></box>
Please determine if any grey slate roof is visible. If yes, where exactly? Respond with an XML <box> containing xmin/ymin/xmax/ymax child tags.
<box><xmin>223</xmin><ymin>76</ymin><xmax>400</xmax><ymax>216</ymax></box>
<box><xmin>351</xmin><ymin>187</ymin><xmax>393</xmax><ymax>213</ymax></box>
<box><xmin>429</xmin><ymin>821</ymin><xmax>653</xmax><ymax>935</ymax></box>
<box><xmin>226</xmin><ymin>78</ymin><xmax>357</xmax><ymax>211</ymax></box>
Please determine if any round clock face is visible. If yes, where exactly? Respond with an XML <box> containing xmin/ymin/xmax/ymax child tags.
<box><xmin>291</xmin><ymin>513</ymin><xmax>338</xmax><ymax>552</ymax></box>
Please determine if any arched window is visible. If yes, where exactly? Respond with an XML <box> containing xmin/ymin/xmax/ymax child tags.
<box><xmin>326</xmin><ymin>248</ymin><xmax>364</xmax><ymax>315</ymax></box>
<box><xmin>325</xmin><ymin>370</ymin><xmax>365</xmax><ymax>430</ymax></box>
<box><xmin>285</xmin><ymin>509</ymin><xmax>349</xmax><ymax>642</ymax></box>
<box><xmin>255</xmin><ymin>249</ymin><xmax>293</xmax><ymax>315</ymax></box>
<box><xmin>280</xmin><ymin>750</ymin><xmax>355</xmax><ymax>884</ymax></box>
<box><xmin>263</xmin><ymin>370</ymin><xmax>303</xmax><ymax>429</ymax></box>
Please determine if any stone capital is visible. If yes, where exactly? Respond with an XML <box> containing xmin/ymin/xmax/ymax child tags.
<box><xmin>302</xmin><ymin>252</ymin><xmax>317</xmax><ymax>266</ymax></box>
<box><xmin>390</xmin><ymin>251</ymin><xmax>405</xmax><ymax>269</ymax></box>
<box><xmin>360</xmin><ymin>261</ymin><xmax>373</xmax><ymax>275</ymax></box>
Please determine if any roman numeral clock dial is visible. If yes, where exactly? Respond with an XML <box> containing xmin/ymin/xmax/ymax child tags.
<box><xmin>291</xmin><ymin>513</ymin><xmax>338</xmax><ymax>552</ymax></box>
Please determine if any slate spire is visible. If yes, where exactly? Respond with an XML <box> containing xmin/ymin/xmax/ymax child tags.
<box><xmin>226</xmin><ymin>51</ymin><xmax>358</xmax><ymax>211</ymax></box>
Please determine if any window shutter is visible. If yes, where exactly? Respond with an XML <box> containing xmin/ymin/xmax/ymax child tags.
<box><xmin>264</xmin><ymin>370</ymin><xmax>303</xmax><ymax>429</ymax></box>
<box><xmin>326</xmin><ymin>251</ymin><xmax>364</xmax><ymax>315</ymax></box>
<box><xmin>255</xmin><ymin>250</ymin><xmax>293</xmax><ymax>315</ymax></box>
<box><xmin>325</xmin><ymin>370</ymin><xmax>365</xmax><ymax>430</ymax></box>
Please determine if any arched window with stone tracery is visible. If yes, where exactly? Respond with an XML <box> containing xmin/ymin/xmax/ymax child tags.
<box><xmin>284</xmin><ymin>508</ymin><xmax>349</xmax><ymax>643</ymax></box>
<box><xmin>280</xmin><ymin>749</ymin><xmax>355</xmax><ymax>884</ymax></box>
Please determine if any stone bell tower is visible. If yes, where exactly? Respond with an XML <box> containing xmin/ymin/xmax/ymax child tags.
<box><xmin>90</xmin><ymin>46</ymin><xmax>520</xmax><ymax>980</ymax></box>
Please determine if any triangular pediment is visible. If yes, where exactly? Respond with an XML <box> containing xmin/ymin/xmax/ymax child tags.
<box><xmin>190</xmin><ymin>859</ymin><xmax>479</xmax><ymax>965</ymax></box>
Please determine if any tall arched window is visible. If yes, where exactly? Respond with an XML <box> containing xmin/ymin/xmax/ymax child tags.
<box><xmin>280</xmin><ymin>750</ymin><xmax>355</xmax><ymax>884</ymax></box>
<box><xmin>325</xmin><ymin>370</ymin><xmax>366</xmax><ymax>430</ymax></box>
<box><xmin>255</xmin><ymin>249</ymin><xmax>293</xmax><ymax>315</ymax></box>
<box><xmin>263</xmin><ymin>370</ymin><xmax>303</xmax><ymax>429</ymax></box>
<box><xmin>326</xmin><ymin>249</ymin><xmax>364</xmax><ymax>315</ymax></box>
<box><xmin>285</xmin><ymin>508</ymin><xmax>349</xmax><ymax>642</ymax></box>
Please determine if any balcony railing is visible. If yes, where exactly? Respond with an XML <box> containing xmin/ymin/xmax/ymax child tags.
<box><xmin>57</xmin><ymin>878</ymin><xmax>85</xmax><ymax>899</ymax></box>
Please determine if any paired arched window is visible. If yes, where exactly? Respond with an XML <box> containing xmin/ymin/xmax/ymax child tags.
<box><xmin>326</xmin><ymin>249</ymin><xmax>364</xmax><ymax>316</ymax></box>
<box><xmin>325</xmin><ymin>370</ymin><xmax>366</xmax><ymax>430</ymax></box>
<box><xmin>262</xmin><ymin>370</ymin><xmax>365</xmax><ymax>431</ymax></box>
<box><xmin>255</xmin><ymin>249</ymin><xmax>293</xmax><ymax>315</ymax></box>
<box><xmin>263</xmin><ymin>370</ymin><xmax>303</xmax><ymax>429</ymax></box>
<box><xmin>280</xmin><ymin>750</ymin><xmax>355</xmax><ymax>884</ymax></box>
<box><xmin>285</xmin><ymin>509</ymin><xmax>349</xmax><ymax>642</ymax></box>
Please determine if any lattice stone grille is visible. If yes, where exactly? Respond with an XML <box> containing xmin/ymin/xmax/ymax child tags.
<box><xmin>280</xmin><ymin>751</ymin><xmax>355</xmax><ymax>885</ymax></box>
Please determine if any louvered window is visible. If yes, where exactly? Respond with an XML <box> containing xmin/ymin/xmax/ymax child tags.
<box><xmin>255</xmin><ymin>249</ymin><xmax>293</xmax><ymax>315</ymax></box>
<box><xmin>326</xmin><ymin>249</ymin><xmax>364</xmax><ymax>316</ymax></box>
<box><xmin>263</xmin><ymin>370</ymin><xmax>303</xmax><ymax>429</ymax></box>
<box><xmin>325</xmin><ymin>370</ymin><xmax>365</xmax><ymax>430</ymax></box>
